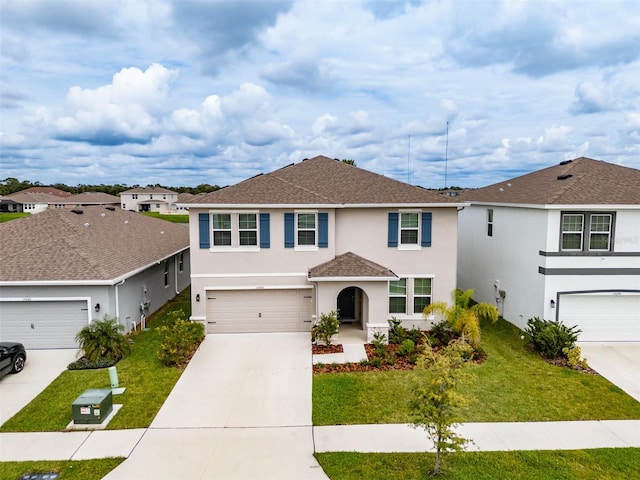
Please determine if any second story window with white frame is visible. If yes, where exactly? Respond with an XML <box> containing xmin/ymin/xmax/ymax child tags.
<box><xmin>297</xmin><ymin>213</ymin><xmax>316</xmax><ymax>246</ymax></box>
<box><xmin>212</xmin><ymin>213</ymin><xmax>232</xmax><ymax>247</ymax></box>
<box><xmin>238</xmin><ymin>213</ymin><xmax>258</xmax><ymax>246</ymax></box>
<box><xmin>589</xmin><ymin>214</ymin><xmax>612</xmax><ymax>251</ymax></box>
<box><xmin>400</xmin><ymin>212</ymin><xmax>419</xmax><ymax>245</ymax></box>
<box><xmin>560</xmin><ymin>212</ymin><xmax>614</xmax><ymax>252</ymax></box>
<box><xmin>561</xmin><ymin>213</ymin><xmax>584</xmax><ymax>251</ymax></box>
<box><xmin>487</xmin><ymin>209</ymin><xmax>494</xmax><ymax>237</ymax></box>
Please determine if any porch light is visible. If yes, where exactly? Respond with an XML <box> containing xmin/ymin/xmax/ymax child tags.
<box><xmin>94</xmin><ymin>303</ymin><xmax>101</xmax><ymax>312</ymax></box>
<box><xmin>196</xmin><ymin>294</ymin><xmax>201</xmax><ymax>302</ymax></box>
<box><xmin>550</xmin><ymin>299</ymin><xmax>555</xmax><ymax>308</ymax></box>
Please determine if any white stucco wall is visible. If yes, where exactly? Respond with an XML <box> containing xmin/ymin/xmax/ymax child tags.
<box><xmin>458</xmin><ymin>205</ymin><xmax>548</xmax><ymax>330</ymax></box>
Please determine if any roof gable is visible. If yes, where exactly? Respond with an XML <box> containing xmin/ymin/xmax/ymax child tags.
<box><xmin>0</xmin><ymin>207</ymin><xmax>189</xmax><ymax>282</ymax></box>
<box><xmin>189</xmin><ymin>156</ymin><xmax>457</xmax><ymax>206</ymax></box>
<box><xmin>309</xmin><ymin>252</ymin><xmax>397</xmax><ymax>279</ymax></box>
<box><xmin>460</xmin><ymin>157</ymin><xmax>640</xmax><ymax>205</ymax></box>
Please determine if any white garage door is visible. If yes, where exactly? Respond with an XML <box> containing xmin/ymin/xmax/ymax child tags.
<box><xmin>0</xmin><ymin>300</ymin><xmax>89</xmax><ymax>349</ymax></box>
<box><xmin>206</xmin><ymin>289</ymin><xmax>314</xmax><ymax>333</ymax></box>
<box><xmin>559</xmin><ymin>294</ymin><xmax>640</xmax><ymax>342</ymax></box>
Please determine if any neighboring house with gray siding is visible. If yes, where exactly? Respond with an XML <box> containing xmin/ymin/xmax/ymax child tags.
<box><xmin>457</xmin><ymin>157</ymin><xmax>640</xmax><ymax>341</ymax></box>
<box><xmin>0</xmin><ymin>207</ymin><xmax>190</xmax><ymax>349</ymax></box>
<box><xmin>183</xmin><ymin>155</ymin><xmax>464</xmax><ymax>340</ymax></box>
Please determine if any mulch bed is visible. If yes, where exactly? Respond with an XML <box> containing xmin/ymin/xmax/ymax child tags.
<box><xmin>546</xmin><ymin>356</ymin><xmax>599</xmax><ymax>375</ymax></box>
<box><xmin>312</xmin><ymin>343</ymin><xmax>344</xmax><ymax>354</ymax></box>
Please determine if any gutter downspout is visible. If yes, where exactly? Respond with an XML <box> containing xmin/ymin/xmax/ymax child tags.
<box><xmin>114</xmin><ymin>278</ymin><xmax>126</xmax><ymax>321</ymax></box>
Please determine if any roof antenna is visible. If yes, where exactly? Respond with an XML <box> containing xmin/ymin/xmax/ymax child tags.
<box><xmin>407</xmin><ymin>135</ymin><xmax>411</xmax><ymax>184</ymax></box>
<box><xmin>444</xmin><ymin>121</ymin><xmax>449</xmax><ymax>189</ymax></box>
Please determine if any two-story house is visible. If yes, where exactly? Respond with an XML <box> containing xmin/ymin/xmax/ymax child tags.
<box><xmin>457</xmin><ymin>157</ymin><xmax>640</xmax><ymax>341</ymax></box>
<box><xmin>184</xmin><ymin>155</ymin><xmax>463</xmax><ymax>340</ymax></box>
<box><xmin>120</xmin><ymin>187</ymin><xmax>179</xmax><ymax>213</ymax></box>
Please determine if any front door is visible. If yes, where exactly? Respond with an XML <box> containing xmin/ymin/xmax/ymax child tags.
<box><xmin>337</xmin><ymin>287</ymin><xmax>356</xmax><ymax>321</ymax></box>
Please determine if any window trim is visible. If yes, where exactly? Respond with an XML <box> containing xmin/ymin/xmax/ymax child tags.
<box><xmin>388</xmin><ymin>278</ymin><xmax>407</xmax><ymax>314</ymax></box>
<box><xmin>413</xmin><ymin>278</ymin><xmax>433</xmax><ymax>314</ymax></box>
<box><xmin>163</xmin><ymin>260</ymin><xmax>169</xmax><ymax>287</ymax></box>
<box><xmin>560</xmin><ymin>211</ymin><xmax>615</xmax><ymax>253</ymax></box>
<box><xmin>398</xmin><ymin>210</ymin><xmax>421</xmax><ymax>250</ymax></box>
<box><xmin>210</xmin><ymin>211</ymin><xmax>261</xmax><ymax>251</ymax></box>
<box><xmin>295</xmin><ymin>210</ymin><xmax>318</xmax><ymax>251</ymax></box>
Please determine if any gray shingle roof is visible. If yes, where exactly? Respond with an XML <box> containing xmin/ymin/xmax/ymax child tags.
<box><xmin>309</xmin><ymin>252</ymin><xmax>397</xmax><ymax>279</ymax></box>
<box><xmin>62</xmin><ymin>192</ymin><xmax>120</xmax><ymax>204</ymax></box>
<box><xmin>459</xmin><ymin>157</ymin><xmax>640</xmax><ymax>205</ymax></box>
<box><xmin>0</xmin><ymin>207</ymin><xmax>189</xmax><ymax>283</ymax></box>
<box><xmin>188</xmin><ymin>156</ymin><xmax>458</xmax><ymax>206</ymax></box>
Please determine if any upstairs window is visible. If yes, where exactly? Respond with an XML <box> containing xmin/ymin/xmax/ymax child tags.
<box><xmin>400</xmin><ymin>212</ymin><xmax>419</xmax><ymax>245</ymax></box>
<box><xmin>239</xmin><ymin>213</ymin><xmax>257</xmax><ymax>246</ymax></box>
<box><xmin>487</xmin><ymin>209</ymin><xmax>494</xmax><ymax>237</ymax></box>
<box><xmin>297</xmin><ymin>213</ymin><xmax>316</xmax><ymax>246</ymax></box>
<box><xmin>212</xmin><ymin>213</ymin><xmax>232</xmax><ymax>246</ymax></box>
<box><xmin>589</xmin><ymin>214</ymin><xmax>612</xmax><ymax>251</ymax></box>
<box><xmin>561</xmin><ymin>212</ymin><xmax>614</xmax><ymax>252</ymax></box>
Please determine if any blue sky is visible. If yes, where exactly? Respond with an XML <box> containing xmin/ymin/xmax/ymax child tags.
<box><xmin>1</xmin><ymin>0</ymin><xmax>639</xmax><ymax>189</ymax></box>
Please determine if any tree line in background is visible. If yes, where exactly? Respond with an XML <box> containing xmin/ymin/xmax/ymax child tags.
<box><xmin>0</xmin><ymin>177</ymin><xmax>221</xmax><ymax>197</ymax></box>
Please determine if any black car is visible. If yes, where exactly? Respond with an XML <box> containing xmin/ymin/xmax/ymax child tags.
<box><xmin>0</xmin><ymin>342</ymin><xmax>27</xmax><ymax>379</ymax></box>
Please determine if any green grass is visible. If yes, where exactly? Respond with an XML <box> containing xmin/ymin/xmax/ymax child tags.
<box><xmin>141</xmin><ymin>212</ymin><xmax>189</xmax><ymax>223</ymax></box>
<box><xmin>315</xmin><ymin>448</ymin><xmax>640</xmax><ymax>480</ymax></box>
<box><xmin>0</xmin><ymin>212</ymin><xmax>29</xmax><ymax>222</ymax></box>
<box><xmin>0</xmin><ymin>289</ymin><xmax>192</xmax><ymax>432</ymax></box>
<box><xmin>0</xmin><ymin>458</ymin><xmax>124</xmax><ymax>480</ymax></box>
<box><xmin>313</xmin><ymin>318</ymin><xmax>640</xmax><ymax>425</ymax></box>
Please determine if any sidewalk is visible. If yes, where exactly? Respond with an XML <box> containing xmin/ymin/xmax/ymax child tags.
<box><xmin>1</xmin><ymin>420</ymin><xmax>638</xmax><ymax>462</ymax></box>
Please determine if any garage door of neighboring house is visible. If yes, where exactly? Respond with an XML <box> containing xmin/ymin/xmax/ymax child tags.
<box><xmin>206</xmin><ymin>289</ymin><xmax>313</xmax><ymax>333</ymax></box>
<box><xmin>559</xmin><ymin>293</ymin><xmax>640</xmax><ymax>342</ymax></box>
<box><xmin>0</xmin><ymin>300</ymin><xmax>89</xmax><ymax>349</ymax></box>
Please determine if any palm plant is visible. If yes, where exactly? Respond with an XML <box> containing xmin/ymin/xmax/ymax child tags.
<box><xmin>75</xmin><ymin>315</ymin><xmax>130</xmax><ymax>363</ymax></box>
<box><xmin>423</xmin><ymin>289</ymin><xmax>498</xmax><ymax>348</ymax></box>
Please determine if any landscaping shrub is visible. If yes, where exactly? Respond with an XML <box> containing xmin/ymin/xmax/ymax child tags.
<box><xmin>397</xmin><ymin>339</ymin><xmax>416</xmax><ymax>356</ymax></box>
<box><xmin>525</xmin><ymin>316</ymin><xmax>581</xmax><ymax>359</ymax></box>
<box><xmin>563</xmin><ymin>346</ymin><xmax>589</xmax><ymax>370</ymax></box>
<box><xmin>371</xmin><ymin>331</ymin><xmax>387</xmax><ymax>358</ymax></box>
<box><xmin>312</xmin><ymin>310</ymin><xmax>340</xmax><ymax>346</ymax></box>
<box><xmin>75</xmin><ymin>316</ymin><xmax>130</xmax><ymax>364</ymax></box>
<box><xmin>426</xmin><ymin>320</ymin><xmax>455</xmax><ymax>347</ymax></box>
<box><xmin>157</xmin><ymin>312</ymin><xmax>205</xmax><ymax>367</ymax></box>
<box><xmin>388</xmin><ymin>317</ymin><xmax>423</xmax><ymax>345</ymax></box>
<box><xmin>68</xmin><ymin>357</ymin><xmax>115</xmax><ymax>370</ymax></box>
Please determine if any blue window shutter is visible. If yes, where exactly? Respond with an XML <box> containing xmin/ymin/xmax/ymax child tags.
<box><xmin>421</xmin><ymin>212</ymin><xmax>432</xmax><ymax>247</ymax></box>
<box><xmin>259</xmin><ymin>213</ymin><xmax>270</xmax><ymax>248</ymax></box>
<box><xmin>318</xmin><ymin>212</ymin><xmax>328</xmax><ymax>248</ymax></box>
<box><xmin>198</xmin><ymin>213</ymin><xmax>210</xmax><ymax>249</ymax></box>
<box><xmin>388</xmin><ymin>212</ymin><xmax>398</xmax><ymax>247</ymax></box>
<box><xmin>284</xmin><ymin>213</ymin><xmax>294</xmax><ymax>248</ymax></box>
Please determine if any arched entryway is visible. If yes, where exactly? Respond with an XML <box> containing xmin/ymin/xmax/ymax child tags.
<box><xmin>337</xmin><ymin>286</ymin><xmax>365</xmax><ymax>327</ymax></box>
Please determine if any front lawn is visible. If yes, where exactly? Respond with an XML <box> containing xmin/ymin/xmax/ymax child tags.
<box><xmin>315</xmin><ymin>448</ymin><xmax>640</xmax><ymax>480</ymax></box>
<box><xmin>0</xmin><ymin>289</ymin><xmax>192</xmax><ymax>432</ymax></box>
<box><xmin>313</xmin><ymin>318</ymin><xmax>640</xmax><ymax>425</ymax></box>
<box><xmin>0</xmin><ymin>458</ymin><xmax>124</xmax><ymax>480</ymax></box>
<box><xmin>141</xmin><ymin>212</ymin><xmax>189</xmax><ymax>223</ymax></box>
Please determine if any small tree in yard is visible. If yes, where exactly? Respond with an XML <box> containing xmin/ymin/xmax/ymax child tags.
<box><xmin>410</xmin><ymin>338</ymin><xmax>476</xmax><ymax>476</ymax></box>
<box><xmin>311</xmin><ymin>310</ymin><xmax>339</xmax><ymax>346</ymax></box>
<box><xmin>423</xmin><ymin>288</ymin><xmax>498</xmax><ymax>348</ymax></box>
<box><xmin>75</xmin><ymin>315</ymin><xmax>130</xmax><ymax>364</ymax></box>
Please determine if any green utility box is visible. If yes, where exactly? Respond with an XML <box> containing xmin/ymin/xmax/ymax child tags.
<box><xmin>72</xmin><ymin>388</ymin><xmax>113</xmax><ymax>424</ymax></box>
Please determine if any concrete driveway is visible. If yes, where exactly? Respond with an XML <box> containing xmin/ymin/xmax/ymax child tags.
<box><xmin>0</xmin><ymin>349</ymin><xmax>78</xmax><ymax>425</ymax></box>
<box><xmin>578</xmin><ymin>342</ymin><xmax>640</xmax><ymax>402</ymax></box>
<box><xmin>103</xmin><ymin>333</ymin><xmax>328</xmax><ymax>480</ymax></box>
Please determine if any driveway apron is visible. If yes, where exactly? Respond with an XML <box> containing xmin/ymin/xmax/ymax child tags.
<box><xmin>102</xmin><ymin>333</ymin><xmax>328</xmax><ymax>480</ymax></box>
<box><xmin>577</xmin><ymin>342</ymin><xmax>640</xmax><ymax>402</ymax></box>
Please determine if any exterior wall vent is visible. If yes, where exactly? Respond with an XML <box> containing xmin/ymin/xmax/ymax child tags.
<box><xmin>557</xmin><ymin>174</ymin><xmax>573</xmax><ymax>180</ymax></box>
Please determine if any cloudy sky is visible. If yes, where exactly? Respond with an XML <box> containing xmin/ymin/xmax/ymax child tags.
<box><xmin>1</xmin><ymin>0</ymin><xmax>639</xmax><ymax>189</ymax></box>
